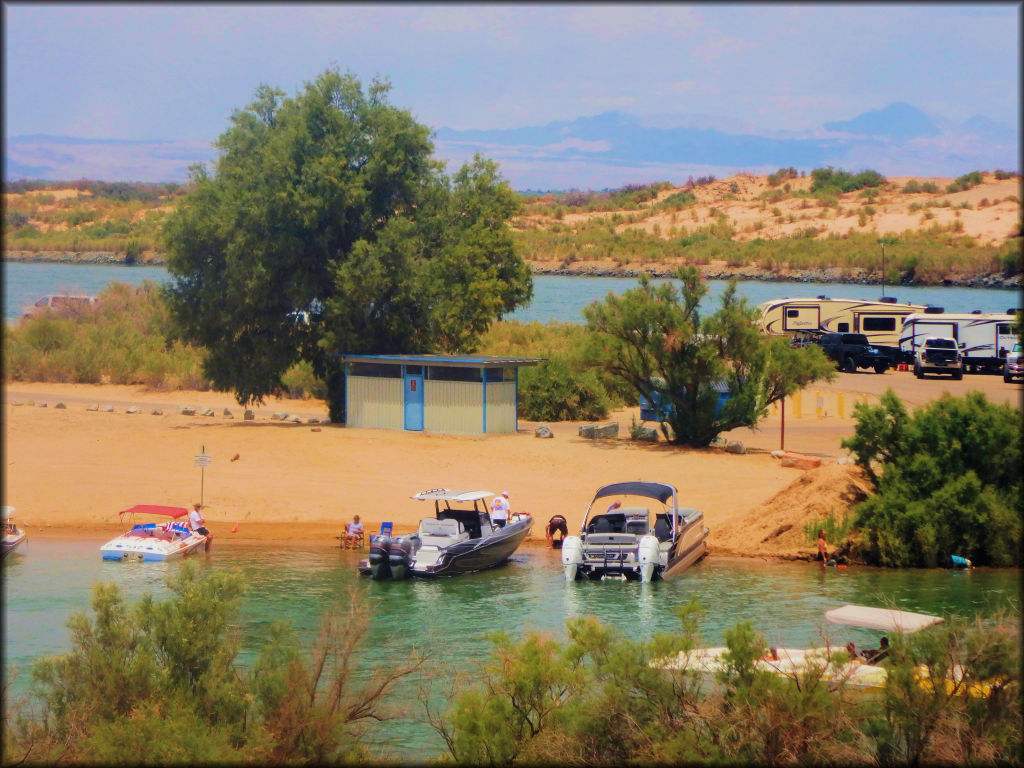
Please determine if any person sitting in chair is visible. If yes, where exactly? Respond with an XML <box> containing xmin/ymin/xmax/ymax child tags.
<box><xmin>344</xmin><ymin>515</ymin><xmax>364</xmax><ymax>549</ymax></box>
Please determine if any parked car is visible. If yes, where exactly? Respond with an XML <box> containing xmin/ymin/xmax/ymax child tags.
<box><xmin>1004</xmin><ymin>342</ymin><xmax>1023</xmax><ymax>383</ymax></box>
<box><xmin>914</xmin><ymin>337</ymin><xmax>963</xmax><ymax>380</ymax></box>
<box><xmin>817</xmin><ymin>333</ymin><xmax>890</xmax><ymax>373</ymax></box>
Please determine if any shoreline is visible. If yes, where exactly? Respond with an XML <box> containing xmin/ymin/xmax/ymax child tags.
<box><xmin>4</xmin><ymin>251</ymin><xmax>1020</xmax><ymax>289</ymax></box>
<box><xmin>17</xmin><ymin>525</ymin><xmax>815</xmax><ymax>565</ymax></box>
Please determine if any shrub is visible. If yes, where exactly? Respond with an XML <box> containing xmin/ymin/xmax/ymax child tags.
<box><xmin>810</xmin><ymin>167</ymin><xmax>886</xmax><ymax>193</ymax></box>
<box><xmin>517</xmin><ymin>358</ymin><xmax>610</xmax><ymax>421</ymax></box>
<box><xmin>902</xmin><ymin>180</ymin><xmax>922</xmax><ymax>193</ymax></box>
<box><xmin>843</xmin><ymin>390</ymin><xmax>1021</xmax><ymax>567</ymax></box>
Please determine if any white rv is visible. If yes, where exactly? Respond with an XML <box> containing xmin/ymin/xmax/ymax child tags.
<box><xmin>899</xmin><ymin>313</ymin><xmax>1017</xmax><ymax>373</ymax></box>
<box><xmin>757</xmin><ymin>297</ymin><xmax>929</xmax><ymax>355</ymax></box>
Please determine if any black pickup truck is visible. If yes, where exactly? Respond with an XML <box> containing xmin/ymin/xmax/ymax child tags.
<box><xmin>816</xmin><ymin>333</ymin><xmax>890</xmax><ymax>373</ymax></box>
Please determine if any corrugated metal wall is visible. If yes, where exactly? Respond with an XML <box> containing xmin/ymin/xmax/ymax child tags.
<box><xmin>347</xmin><ymin>376</ymin><xmax>404</xmax><ymax>430</ymax></box>
<box><xmin>485</xmin><ymin>381</ymin><xmax>517</xmax><ymax>433</ymax></box>
<box><xmin>425</xmin><ymin>381</ymin><xmax>483</xmax><ymax>434</ymax></box>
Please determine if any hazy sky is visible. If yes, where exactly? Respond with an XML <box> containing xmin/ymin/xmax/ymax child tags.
<box><xmin>4</xmin><ymin>3</ymin><xmax>1020</xmax><ymax>141</ymax></box>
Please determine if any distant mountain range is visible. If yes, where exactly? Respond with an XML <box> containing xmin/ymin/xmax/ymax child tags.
<box><xmin>5</xmin><ymin>102</ymin><xmax>1018</xmax><ymax>191</ymax></box>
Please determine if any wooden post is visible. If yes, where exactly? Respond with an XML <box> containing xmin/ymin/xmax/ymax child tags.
<box><xmin>780</xmin><ymin>398</ymin><xmax>786</xmax><ymax>451</ymax></box>
<box><xmin>838</xmin><ymin>393</ymin><xmax>845</xmax><ymax>419</ymax></box>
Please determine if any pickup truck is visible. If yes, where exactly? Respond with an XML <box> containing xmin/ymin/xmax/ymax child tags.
<box><xmin>913</xmin><ymin>337</ymin><xmax>963</xmax><ymax>379</ymax></box>
<box><xmin>1003</xmin><ymin>342</ymin><xmax>1022</xmax><ymax>383</ymax></box>
<box><xmin>816</xmin><ymin>333</ymin><xmax>890</xmax><ymax>374</ymax></box>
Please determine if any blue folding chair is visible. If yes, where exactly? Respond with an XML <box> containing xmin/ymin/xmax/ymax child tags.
<box><xmin>379</xmin><ymin>521</ymin><xmax>394</xmax><ymax>537</ymax></box>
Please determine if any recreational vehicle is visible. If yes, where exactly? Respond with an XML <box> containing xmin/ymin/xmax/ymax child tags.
<box><xmin>757</xmin><ymin>297</ymin><xmax>930</xmax><ymax>359</ymax></box>
<box><xmin>898</xmin><ymin>312</ymin><xmax>1017</xmax><ymax>373</ymax></box>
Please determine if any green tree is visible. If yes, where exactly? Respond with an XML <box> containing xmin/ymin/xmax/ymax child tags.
<box><xmin>843</xmin><ymin>390</ymin><xmax>1022</xmax><ymax>567</ymax></box>
<box><xmin>582</xmin><ymin>266</ymin><xmax>835</xmax><ymax>446</ymax></box>
<box><xmin>162</xmin><ymin>69</ymin><xmax>531</xmax><ymax>421</ymax></box>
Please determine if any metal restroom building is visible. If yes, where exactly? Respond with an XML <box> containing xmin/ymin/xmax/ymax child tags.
<box><xmin>339</xmin><ymin>354</ymin><xmax>543</xmax><ymax>434</ymax></box>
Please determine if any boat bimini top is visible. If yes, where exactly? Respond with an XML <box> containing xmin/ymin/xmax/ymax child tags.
<box><xmin>825</xmin><ymin>604</ymin><xmax>943</xmax><ymax>634</ymax></box>
<box><xmin>583</xmin><ymin>481</ymin><xmax>682</xmax><ymax>535</ymax></box>
<box><xmin>412</xmin><ymin>489</ymin><xmax>495</xmax><ymax>503</ymax></box>
<box><xmin>119</xmin><ymin>504</ymin><xmax>190</xmax><ymax>518</ymax></box>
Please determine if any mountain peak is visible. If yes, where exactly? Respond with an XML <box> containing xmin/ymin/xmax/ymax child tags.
<box><xmin>823</xmin><ymin>102</ymin><xmax>941</xmax><ymax>141</ymax></box>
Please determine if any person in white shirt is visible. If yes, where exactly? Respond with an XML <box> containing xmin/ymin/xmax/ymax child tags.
<box><xmin>344</xmin><ymin>515</ymin><xmax>365</xmax><ymax>549</ymax></box>
<box><xmin>188</xmin><ymin>503</ymin><xmax>209</xmax><ymax>536</ymax></box>
<box><xmin>490</xmin><ymin>492</ymin><xmax>510</xmax><ymax>528</ymax></box>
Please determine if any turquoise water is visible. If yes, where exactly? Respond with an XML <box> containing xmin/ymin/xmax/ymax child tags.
<box><xmin>4</xmin><ymin>261</ymin><xmax>1019</xmax><ymax>325</ymax></box>
<box><xmin>4</xmin><ymin>538</ymin><xmax>1018</xmax><ymax>759</ymax></box>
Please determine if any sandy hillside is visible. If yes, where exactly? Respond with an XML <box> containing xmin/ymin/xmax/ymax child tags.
<box><xmin>516</xmin><ymin>171</ymin><xmax>1022</xmax><ymax>257</ymax></box>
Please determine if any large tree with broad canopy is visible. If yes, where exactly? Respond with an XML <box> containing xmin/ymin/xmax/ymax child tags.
<box><xmin>162</xmin><ymin>70</ymin><xmax>532</xmax><ymax>421</ymax></box>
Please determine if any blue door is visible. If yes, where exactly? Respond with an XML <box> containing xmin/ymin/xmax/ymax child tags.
<box><xmin>404</xmin><ymin>374</ymin><xmax>424</xmax><ymax>431</ymax></box>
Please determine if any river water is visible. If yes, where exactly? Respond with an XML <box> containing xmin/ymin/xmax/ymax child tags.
<box><xmin>3</xmin><ymin>261</ymin><xmax>1020</xmax><ymax>325</ymax></box>
<box><xmin>3</xmin><ymin>538</ymin><xmax>1019</xmax><ymax>760</ymax></box>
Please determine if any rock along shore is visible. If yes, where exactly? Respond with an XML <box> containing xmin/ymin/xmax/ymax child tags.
<box><xmin>4</xmin><ymin>250</ymin><xmax>1021</xmax><ymax>289</ymax></box>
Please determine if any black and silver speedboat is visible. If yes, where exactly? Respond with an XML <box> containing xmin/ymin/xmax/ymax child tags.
<box><xmin>561</xmin><ymin>481</ymin><xmax>709</xmax><ymax>582</ymax></box>
<box><xmin>359</xmin><ymin>489</ymin><xmax>533</xmax><ymax>579</ymax></box>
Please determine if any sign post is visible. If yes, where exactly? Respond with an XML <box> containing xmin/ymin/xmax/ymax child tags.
<box><xmin>194</xmin><ymin>446</ymin><xmax>212</xmax><ymax>506</ymax></box>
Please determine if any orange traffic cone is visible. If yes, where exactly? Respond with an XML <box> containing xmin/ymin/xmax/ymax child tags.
<box><xmin>231</xmin><ymin>523</ymin><xmax>239</xmax><ymax>533</ymax></box>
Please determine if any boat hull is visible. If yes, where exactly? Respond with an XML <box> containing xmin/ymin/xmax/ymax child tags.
<box><xmin>100</xmin><ymin>534</ymin><xmax>207</xmax><ymax>562</ymax></box>
<box><xmin>412</xmin><ymin>521</ymin><xmax>530</xmax><ymax>576</ymax></box>
<box><xmin>363</xmin><ymin>518</ymin><xmax>532</xmax><ymax>579</ymax></box>
<box><xmin>2</xmin><ymin>531</ymin><xmax>27</xmax><ymax>558</ymax></box>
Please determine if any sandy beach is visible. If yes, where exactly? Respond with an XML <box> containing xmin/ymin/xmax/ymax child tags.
<box><xmin>4</xmin><ymin>373</ymin><xmax>1019</xmax><ymax>559</ymax></box>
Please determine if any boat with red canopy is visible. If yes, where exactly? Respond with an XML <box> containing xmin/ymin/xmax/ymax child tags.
<box><xmin>100</xmin><ymin>504</ymin><xmax>209</xmax><ymax>562</ymax></box>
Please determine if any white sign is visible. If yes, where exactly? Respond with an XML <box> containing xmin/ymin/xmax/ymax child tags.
<box><xmin>194</xmin><ymin>454</ymin><xmax>212</xmax><ymax>468</ymax></box>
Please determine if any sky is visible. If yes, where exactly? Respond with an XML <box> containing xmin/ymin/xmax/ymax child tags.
<box><xmin>4</xmin><ymin>3</ymin><xmax>1020</xmax><ymax>143</ymax></box>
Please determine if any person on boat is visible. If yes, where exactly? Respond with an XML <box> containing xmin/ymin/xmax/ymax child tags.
<box><xmin>860</xmin><ymin>636</ymin><xmax>890</xmax><ymax>663</ymax></box>
<box><xmin>490</xmin><ymin>492</ymin><xmax>510</xmax><ymax>528</ymax></box>
<box><xmin>546</xmin><ymin>514</ymin><xmax>568</xmax><ymax>548</ymax></box>
<box><xmin>344</xmin><ymin>515</ymin><xmax>364</xmax><ymax>549</ymax></box>
<box><xmin>189</xmin><ymin>503</ymin><xmax>210</xmax><ymax>537</ymax></box>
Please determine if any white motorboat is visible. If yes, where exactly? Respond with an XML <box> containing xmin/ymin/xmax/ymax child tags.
<box><xmin>3</xmin><ymin>506</ymin><xmax>26</xmax><ymax>557</ymax></box>
<box><xmin>101</xmin><ymin>504</ymin><xmax>209</xmax><ymax>562</ymax></box>
<box><xmin>561</xmin><ymin>481</ymin><xmax>709</xmax><ymax>583</ymax></box>
<box><xmin>359</xmin><ymin>489</ymin><xmax>533</xmax><ymax>579</ymax></box>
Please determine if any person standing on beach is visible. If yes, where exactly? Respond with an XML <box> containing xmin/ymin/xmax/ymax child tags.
<box><xmin>490</xmin><ymin>492</ymin><xmax>510</xmax><ymax>528</ymax></box>
<box><xmin>817</xmin><ymin>529</ymin><xmax>829</xmax><ymax>562</ymax></box>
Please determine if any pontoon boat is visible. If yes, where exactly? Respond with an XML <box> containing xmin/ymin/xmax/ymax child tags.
<box><xmin>561</xmin><ymin>481</ymin><xmax>709</xmax><ymax>583</ymax></box>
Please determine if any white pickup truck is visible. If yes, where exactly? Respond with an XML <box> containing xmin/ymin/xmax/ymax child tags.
<box><xmin>914</xmin><ymin>337</ymin><xmax>963</xmax><ymax>380</ymax></box>
<box><xmin>1004</xmin><ymin>342</ymin><xmax>1023</xmax><ymax>383</ymax></box>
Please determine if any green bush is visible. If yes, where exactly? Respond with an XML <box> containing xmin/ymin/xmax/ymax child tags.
<box><xmin>2</xmin><ymin>565</ymin><xmax>420</xmax><ymax>765</ymax></box>
<box><xmin>811</xmin><ymin>167</ymin><xmax>886</xmax><ymax>193</ymax></box>
<box><xmin>435</xmin><ymin>603</ymin><xmax>1022</xmax><ymax>765</ymax></box>
<box><xmin>518</xmin><ymin>358</ymin><xmax>610</xmax><ymax>421</ymax></box>
<box><xmin>843</xmin><ymin>390</ymin><xmax>1021</xmax><ymax>567</ymax></box>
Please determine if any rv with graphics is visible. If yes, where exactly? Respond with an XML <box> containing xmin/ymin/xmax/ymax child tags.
<box><xmin>899</xmin><ymin>312</ymin><xmax>1017</xmax><ymax>373</ymax></box>
<box><xmin>757</xmin><ymin>297</ymin><xmax>931</xmax><ymax>361</ymax></box>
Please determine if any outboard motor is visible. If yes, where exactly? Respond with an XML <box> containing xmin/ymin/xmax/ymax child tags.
<box><xmin>637</xmin><ymin>534</ymin><xmax>661</xmax><ymax>583</ymax></box>
<box><xmin>368</xmin><ymin>535</ymin><xmax>392</xmax><ymax>580</ymax></box>
<box><xmin>561</xmin><ymin>535</ymin><xmax>584</xmax><ymax>581</ymax></box>
<box><xmin>388</xmin><ymin>536</ymin><xmax>415</xmax><ymax>580</ymax></box>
